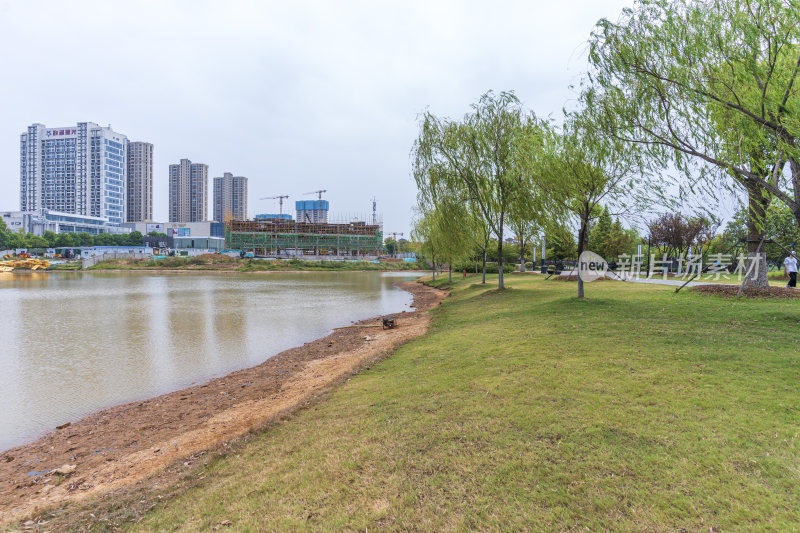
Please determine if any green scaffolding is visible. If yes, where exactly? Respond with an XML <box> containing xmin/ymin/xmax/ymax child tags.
<box><xmin>225</xmin><ymin>220</ymin><xmax>383</xmax><ymax>256</ymax></box>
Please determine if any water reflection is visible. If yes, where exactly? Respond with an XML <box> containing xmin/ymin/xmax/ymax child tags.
<box><xmin>0</xmin><ymin>271</ymin><xmax>420</xmax><ymax>450</ymax></box>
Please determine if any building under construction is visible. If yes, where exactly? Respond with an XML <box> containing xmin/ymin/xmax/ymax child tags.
<box><xmin>225</xmin><ymin>218</ymin><xmax>383</xmax><ymax>257</ymax></box>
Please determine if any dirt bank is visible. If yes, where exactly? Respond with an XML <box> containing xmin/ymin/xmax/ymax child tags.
<box><xmin>691</xmin><ymin>284</ymin><xmax>800</xmax><ymax>299</ymax></box>
<box><xmin>0</xmin><ymin>280</ymin><xmax>446</xmax><ymax>526</ymax></box>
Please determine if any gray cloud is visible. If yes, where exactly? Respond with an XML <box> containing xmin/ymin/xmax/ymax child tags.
<box><xmin>0</xmin><ymin>0</ymin><xmax>632</xmax><ymax>234</ymax></box>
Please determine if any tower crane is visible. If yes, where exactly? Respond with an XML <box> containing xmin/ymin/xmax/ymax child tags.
<box><xmin>259</xmin><ymin>195</ymin><xmax>289</xmax><ymax>216</ymax></box>
<box><xmin>303</xmin><ymin>189</ymin><xmax>327</xmax><ymax>201</ymax></box>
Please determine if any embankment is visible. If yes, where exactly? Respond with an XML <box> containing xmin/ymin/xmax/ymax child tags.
<box><xmin>0</xmin><ymin>280</ymin><xmax>446</xmax><ymax>525</ymax></box>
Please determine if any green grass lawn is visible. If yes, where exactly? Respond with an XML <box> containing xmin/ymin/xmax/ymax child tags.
<box><xmin>131</xmin><ymin>275</ymin><xmax>800</xmax><ymax>531</ymax></box>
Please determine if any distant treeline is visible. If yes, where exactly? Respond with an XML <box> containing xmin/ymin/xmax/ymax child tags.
<box><xmin>0</xmin><ymin>218</ymin><xmax>168</xmax><ymax>250</ymax></box>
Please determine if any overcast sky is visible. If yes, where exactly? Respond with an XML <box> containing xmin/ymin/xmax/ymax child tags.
<box><xmin>0</xmin><ymin>0</ymin><xmax>636</xmax><ymax>235</ymax></box>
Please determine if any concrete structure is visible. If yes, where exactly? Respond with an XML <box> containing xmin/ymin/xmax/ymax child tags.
<box><xmin>126</xmin><ymin>141</ymin><xmax>153</xmax><ymax>222</ymax></box>
<box><xmin>122</xmin><ymin>221</ymin><xmax>224</xmax><ymax>238</ymax></box>
<box><xmin>296</xmin><ymin>200</ymin><xmax>329</xmax><ymax>224</ymax></box>
<box><xmin>169</xmin><ymin>159</ymin><xmax>208</xmax><ymax>222</ymax></box>
<box><xmin>20</xmin><ymin>122</ymin><xmax>128</xmax><ymax>224</ymax></box>
<box><xmin>213</xmin><ymin>172</ymin><xmax>247</xmax><ymax>223</ymax></box>
<box><xmin>142</xmin><ymin>235</ymin><xmax>225</xmax><ymax>252</ymax></box>
<box><xmin>81</xmin><ymin>252</ymin><xmax>153</xmax><ymax>268</ymax></box>
<box><xmin>1</xmin><ymin>210</ymin><xmax>130</xmax><ymax>236</ymax></box>
<box><xmin>142</xmin><ymin>235</ymin><xmax>174</xmax><ymax>250</ymax></box>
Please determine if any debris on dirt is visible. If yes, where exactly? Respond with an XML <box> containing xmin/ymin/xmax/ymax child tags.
<box><xmin>52</xmin><ymin>465</ymin><xmax>76</xmax><ymax>476</ymax></box>
<box><xmin>691</xmin><ymin>284</ymin><xmax>800</xmax><ymax>299</ymax></box>
<box><xmin>55</xmin><ymin>422</ymin><xmax>71</xmax><ymax>430</ymax></box>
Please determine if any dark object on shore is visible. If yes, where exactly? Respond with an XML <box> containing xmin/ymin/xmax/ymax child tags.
<box><xmin>382</xmin><ymin>317</ymin><xmax>396</xmax><ymax>329</ymax></box>
<box><xmin>56</xmin><ymin>422</ymin><xmax>71</xmax><ymax>430</ymax></box>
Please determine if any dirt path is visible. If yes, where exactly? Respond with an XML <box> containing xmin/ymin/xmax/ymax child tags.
<box><xmin>0</xmin><ymin>281</ymin><xmax>446</xmax><ymax>526</ymax></box>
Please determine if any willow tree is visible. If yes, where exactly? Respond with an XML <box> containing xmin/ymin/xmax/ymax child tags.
<box><xmin>537</xmin><ymin>111</ymin><xmax>645</xmax><ymax>298</ymax></box>
<box><xmin>412</xmin><ymin>91</ymin><xmax>545</xmax><ymax>289</ymax></box>
<box><xmin>587</xmin><ymin>0</ymin><xmax>800</xmax><ymax>286</ymax></box>
<box><xmin>412</xmin><ymin>205</ymin><xmax>471</xmax><ymax>283</ymax></box>
<box><xmin>507</xmin><ymin>125</ymin><xmax>550</xmax><ymax>272</ymax></box>
<box><xmin>423</xmin><ymin>190</ymin><xmax>493</xmax><ymax>282</ymax></box>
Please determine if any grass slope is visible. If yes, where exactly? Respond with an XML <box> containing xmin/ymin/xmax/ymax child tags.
<box><xmin>132</xmin><ymin>275</ymin><xmax>800</xmax><ymax>531</ymax></box>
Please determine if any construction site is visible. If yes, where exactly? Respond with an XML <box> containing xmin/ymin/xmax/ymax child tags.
<box><xmin>225</xmin><ymin>218</ymin><xmax>383</xmax><ymax>258</ymax></box>
<box><xmin>230</xmin><ymin>193</ymin><xmax>385</xmax><ymax>259</ymax></box>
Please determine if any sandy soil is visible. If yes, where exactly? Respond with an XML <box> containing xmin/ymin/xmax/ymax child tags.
<box><xmin>0</xmin><ymin>280</ymin><xmax>446</xmax><ymax>526</ymax></box>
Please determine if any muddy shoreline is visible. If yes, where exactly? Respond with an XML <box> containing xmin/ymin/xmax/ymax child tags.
<box><xmin>0</xmin><ymin>280</ymin><xmax>445</xmax><ymax>525</ymax></box>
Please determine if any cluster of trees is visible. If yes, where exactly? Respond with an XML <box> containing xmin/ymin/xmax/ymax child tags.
<box><xmin>383</xmin><ymin>238</ymin><xmax>415</xmax><ymax>256</ymax></box>
<box><xmin>411</xmin><ymin>90</ymin><xmax>643</xmax><ymax>295</ymax></box>
<box><xmin>647</xmin><ymin>213</ymin><xmax>717</xmax><ymax>260</ymax></box>
<box><xmin>412</xmin><ymin>0</ymin><xmax>799</xmax><ymax>293</ymax></box>
<box><xmin>0</xmin><ymin>219</ymin><xmax>146</xmax><ymax>251</ymax></box>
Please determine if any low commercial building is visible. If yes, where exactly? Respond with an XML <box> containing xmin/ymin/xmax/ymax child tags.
<box><xmin>173</xmin><ymin>236</ymin><xmax>225</xmax><ymax>252</ymax></box>
<box><xmin>142</xmin><ymin>235</ymin><xmax>225</xmax><ymax>253</ymax></box>
<box><xmin>1</xmin><ymin>210</ymin><xmax>130</xmax><ymax>236</ymax></box>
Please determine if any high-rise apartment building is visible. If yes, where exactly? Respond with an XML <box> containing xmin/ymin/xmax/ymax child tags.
<box><xmin>20</xmin><ymin>122</ymin><xmax>128</xmax><ymax>224</ymax></box>
<box><xmin>213</xmin><ymin>172</ymin><xmax>248</xmax><ymax>223</ymax></box>
<box><xmin>168</xmin><ymin>158</ymin><xmax>208</xmax><ymax>222</ymax></box>
<box><xmin>126</xmin><ymin>142</ymin><xmax>153</xmax><ymax>222</ymax></box>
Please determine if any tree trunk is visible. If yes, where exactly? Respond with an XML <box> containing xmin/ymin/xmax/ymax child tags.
<box><xmin>744</xmin><ymin>181</ymin><xmax>770</xmax><ymax>287</ymax></box>
<box><xmin>482</xmin><ymin>250</ymin><xmax>487</xmax><ymax>284</ymax></box>
<box><xmin>577</xmin><ymin>214</ymin><xmax>589</xmax><ymax>298</ymax></box>
<box><xmin>519</xmin><ymin>240</ymin><xmax>526</xmax><ymax>272</ymax></box>
<box><xmin>497</xmin><ymin>239</ymin><xmax>504</xmax><ymax>289</ymax></box>
<box><xmin>448</xmin><ymin>264</ymin><xmax>452</xmax><ymax>283</ymax></box>
<box><xmin>431</xmin><ymin>259</ymin><xmax>436</xmax><ymax>281</ymax></box>
<box><xmin>498</xmin><ymin>216</ymin><xmax>505</xmax><ymax>289</ymax></box>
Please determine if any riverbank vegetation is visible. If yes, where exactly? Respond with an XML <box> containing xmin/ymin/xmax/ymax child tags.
<box><xmin>90</xmin><ymin>274</ymin><xmax>799</xmax><ymax>530</ymax></box>
<box><xmin>82</xmin><ymin>254</ymin><xmax>425</xmax><ymax>272</ymax></box>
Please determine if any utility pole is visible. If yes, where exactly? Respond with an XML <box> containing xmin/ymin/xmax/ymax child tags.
<box><xmin>540</xmin><ymin>237</ymin><xmax>547</xmax><ymax>274</ymax></box>
<box><xmin>259</xmin><ymin>195</ymin><xmax>289</xmax><ymax>217</ymax></box>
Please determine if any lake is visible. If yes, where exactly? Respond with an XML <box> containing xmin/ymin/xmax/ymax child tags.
<box><xmin>0</xmin><ymin>271</ymin><xmax>419</xmax><ymax>451</ymax></box>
